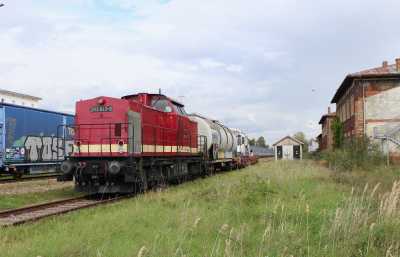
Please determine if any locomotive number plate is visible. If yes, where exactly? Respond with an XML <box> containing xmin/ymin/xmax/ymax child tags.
<box><xmin>90</xmin><ymin>106</ymin><xmax>113</xmax><ymax>112</ymax></box>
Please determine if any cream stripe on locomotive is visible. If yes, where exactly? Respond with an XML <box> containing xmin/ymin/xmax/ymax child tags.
<box><xmin>79</xmin><ymin>144</ymin><xmax>198</xmax><ymax>154</ymax></box>
<box><xmin>80</xmin><ymin>144</ymin><xmax>128</xmax><ymax>153</ymax></box>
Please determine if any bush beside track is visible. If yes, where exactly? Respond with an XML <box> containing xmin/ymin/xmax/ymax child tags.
<box><xmin>1</xmin><ymin>160</ymin><xmax>400</xmax><ymax>256</ymax></box>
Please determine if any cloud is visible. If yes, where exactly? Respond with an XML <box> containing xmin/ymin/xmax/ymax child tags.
<box><xmin>1</xmin><ymin>0</ymin><xmax>400</xmax><ymax>145</ymax></box>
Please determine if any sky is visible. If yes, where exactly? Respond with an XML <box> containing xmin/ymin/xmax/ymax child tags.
<box><xmin>1</xmin><ymin>0</ymin><xmax>400</xmax><ymax>146</ymax></box>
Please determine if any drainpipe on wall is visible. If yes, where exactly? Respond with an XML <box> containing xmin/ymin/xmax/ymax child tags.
<box><xmin>328</xmin><ymin>118</ymin><xmax>331</xmax><ymax>150</ymax></box>
<box><xmin>362</xmin><ymin>78</ymin><xmax>366</xmax><ymax>135</ymax></box>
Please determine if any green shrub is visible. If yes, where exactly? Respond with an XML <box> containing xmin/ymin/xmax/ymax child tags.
<box><xmin>326</xmin><ymin>135</ymin><xmax>385</xmax><ymax>172</ymax></box>
<box><xmin>303</xmin><ymin>148</ymin><xmax>327</xmax><ymax>162</ymax></box>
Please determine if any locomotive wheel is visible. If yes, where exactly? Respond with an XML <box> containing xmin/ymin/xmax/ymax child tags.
<box><xmin>12</xmin><ymin>170</ymin><xmax>22</xmax><ymax>179</ymax></box>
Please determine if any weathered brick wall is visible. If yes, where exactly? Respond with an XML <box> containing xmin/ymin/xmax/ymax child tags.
<box><xmin>338</xmin><ymin>79</ymin><xmax>400</xmax><ymax>137</ymax></box>
<box><xmin>320</xmin><ymin>118</ymin><xmax>334</xmax><ymax>150</ymax></box>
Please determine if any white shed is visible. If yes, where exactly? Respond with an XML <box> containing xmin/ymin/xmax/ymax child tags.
<box><xmin>273</xmin><ymin>136</ymin><xmax>304</xmax><ymax>161</ymax></box>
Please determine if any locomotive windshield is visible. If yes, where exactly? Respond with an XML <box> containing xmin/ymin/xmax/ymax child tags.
<box><xmin>150</xmin><ymin>99</ymin><xmax>172</xmax><ymax>112</ymax></box>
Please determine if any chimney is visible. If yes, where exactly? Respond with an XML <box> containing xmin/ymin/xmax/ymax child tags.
<box><xmin>328</xmin><ymin>107</ymin><xmax>331</xmax><ymax>114</ymax></box>
<box><xmin>382</xmin><ymin>61</ymin><xmax>388</xmax><ymax>67</ymax></box>
<box><xmin>396</xmin><ymin>59</ymin><xmax>400</xmax><ymax>70</ymax></box>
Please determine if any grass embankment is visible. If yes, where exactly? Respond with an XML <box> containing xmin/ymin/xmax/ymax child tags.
<box><xmin>0</xmin><ymin>173</ymin><xmax>59</xmax><ymax>180</ymax></box>
<box><xmin>1</xmin><ymin>160</ymin><xmax>400</xmax><ymax>256</ymax></box>
<box><xmin>0</xmin><ymin>181</ymin><xmax>85</xmax><ymax>210</ymax></box>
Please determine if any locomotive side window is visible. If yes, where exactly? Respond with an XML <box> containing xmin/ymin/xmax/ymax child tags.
<box><xmin>172</xmin><ymin>103</ymin><xmax>187</xmax><ymax>116</ymax></box>
<box><xmin>150</xmin><ymin>99</ymin><xmax>172</xmax><ymax>112</ymax></box>
<box><xmin>180</xmin><ymin>106</ymin><xmax>187</xmax><ymax>116</ymax></box>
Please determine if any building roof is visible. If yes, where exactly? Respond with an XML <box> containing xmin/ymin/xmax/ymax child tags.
<box><xmin>331</xmin><ymin>63</ymin><xmax>400</xmax><ymax>103</ymax></box>
<box><xmin>318</xmin><ymin>112</ymin><xmax>336</xmax><ymax>124</ymax></box>
<box><xmin>0</xmin><ymin>102</ymin><xmax>74</xmax><ymax>116</ymax></box>
<box><xmin>0</xmin><ymin>89</ymin><xmax>42</xmax><ymax>100</ymax></box>
<box><xmin>317</xmin><ymin>134</ymin><xmax>322</xmax><ymax>138</ymax></box>
<box><xmin>272</xmin><ymin>135</ymin><xmax>304</xmax><ymax>146</ymax></box>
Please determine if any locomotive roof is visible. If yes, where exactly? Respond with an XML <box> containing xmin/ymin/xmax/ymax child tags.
<box><xmin>121</xmin><ymin>93</ymin><xmax>185</xmax><ymax>107</ymax></box>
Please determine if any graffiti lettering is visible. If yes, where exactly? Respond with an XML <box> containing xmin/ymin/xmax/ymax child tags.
<box><xmin>6</xmin><ymin>118</ymin><xmax>17</xmax><ymax>145</ymax></box>
<box><xmin>24</xmin><ymin>136</ymin><xmax>74</xmax><ymax>162</ymax></box>
<box><xmin>25</xmin><ymin>136</ymin><xmax>42</xmax><ymax>161</ymax></box>
<box><xmin>67</xmin><ymin>127</ymin><xmax>75</xmax><ymax>135</ymax></box>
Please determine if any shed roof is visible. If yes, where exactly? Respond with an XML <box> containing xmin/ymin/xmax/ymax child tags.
<box><xmin>273</xmin><ymin>135</ymin><xmax>304</xmax><ymax>146</ymax></box>
<box><xmin>0</xmin><ymin>89</ymin><xmax>42</xmax><ymax>100</ymax></box>
<box><xmin>318</xmin><ymin>112</ymin><xmax>335</xmax><ymax>124</ymax></box>
<box><xmin>331</xmin><ymin>63</ymin><xmax>400</xmax><ymax>103</ymax></box>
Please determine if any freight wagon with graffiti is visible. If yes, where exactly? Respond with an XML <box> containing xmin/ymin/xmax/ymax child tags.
<box><xmin>0</xmin><ymin>102</ymin><xmax>75</xmax><ymax>178</ymax></box>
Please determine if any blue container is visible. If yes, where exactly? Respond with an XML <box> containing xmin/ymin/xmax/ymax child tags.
<box><xmin>0</xmin><ymin>103</ymin><xmax>75</xmax><ymax>176</ymax></box>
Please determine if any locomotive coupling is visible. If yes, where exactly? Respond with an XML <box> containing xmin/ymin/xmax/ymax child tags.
<box><xmin>60</xmin><ymin>161</ymin><xmax>75</xmax><ymax>174</ymax></box>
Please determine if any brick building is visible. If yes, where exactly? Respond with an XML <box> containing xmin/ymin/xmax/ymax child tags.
<box><xmin>331</xmin><ymin>59</ymin><xmax>400</xmax><ymax>154</ymax></box>
<box><xmin>318</xmin><ymin>107</ymin><xmax>335</xmax><ymax>150</ymax></box>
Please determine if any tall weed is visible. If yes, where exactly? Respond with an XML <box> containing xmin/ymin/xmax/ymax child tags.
<box><xmin>326</xmin><ymin>135</ymin><xmax>385</xmax><ymax>172</ymax></box>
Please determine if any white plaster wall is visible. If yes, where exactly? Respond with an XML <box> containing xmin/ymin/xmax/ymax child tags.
<box><xmin>0</xmin><ymin>93</ymin><xmax>39</xmax><ymax>108</ymax></box>
<box><xmin>365</xmin><ymin>86</ymin><xmax>400</xmax><ymax>120</ymax></box>
<box><xmin>282</xmin><ymin>145</ymin><xmax>293</xmax><ymax>160</ymax></box>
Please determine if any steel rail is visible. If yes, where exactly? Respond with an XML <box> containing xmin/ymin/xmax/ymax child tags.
<box><xmin>0</xmin><ymin>194</ymin><xmax>125</xmax><ymax>227</ymax></box>
<box><xmin>0</xmin><ymin>175</ymin><xmax>59</xmax><ymax>185</ymax></box>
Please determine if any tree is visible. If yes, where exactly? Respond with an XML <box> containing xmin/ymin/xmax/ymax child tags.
<box><xmin>293</xmin><ymin>131</ymin><xmax>308</xmax><ymax>150</ymax></box>
<box><xmin>265</xmin><ymin>144</ymin><xmax>270</xmax><ymax>149</ymax></box>
<box><xmin>249</xmin><ymin>138</ymin><xmax>256</xmax><ymax>146</ymax></box>
<box><xmin>330</xmin><ymin>115</ymin><xmax>344</xmax><ymax>149</ymax></box>
<box><xmin>256</xmin><ymin>136</ymin><xmax>267</xmax><ymax>148</ymax></box>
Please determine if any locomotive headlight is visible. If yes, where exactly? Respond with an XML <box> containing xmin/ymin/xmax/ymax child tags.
<box><xmin>118</xmin><ymin>140</ymin><xmax>124</xmax><ymax>154</ymax></box>
<box><xmin>98</xmin><ymin>98</ymin><xmax>105</xmax><ymax>105</ymax></box>
<box><xmin>75</xmin><ymin>141</ymin><xmax>82</xmax><ymax>153</ymax></box>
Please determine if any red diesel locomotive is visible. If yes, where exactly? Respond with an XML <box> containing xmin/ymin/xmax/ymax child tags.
<box><xmin>58</xmin><ymin>93</ymin><xmax>208</xmax><ymax>193</ymax></box>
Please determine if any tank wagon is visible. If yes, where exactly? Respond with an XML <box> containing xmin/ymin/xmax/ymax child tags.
<box><xmin>0</xmin><ymin>102</ymin><xmax>75</xmax><ymax>178</ymax></box>
<box><xmin>57</xmin><ymin>93</ymin><xmax>256</xmax><ymax>193</ymax></box>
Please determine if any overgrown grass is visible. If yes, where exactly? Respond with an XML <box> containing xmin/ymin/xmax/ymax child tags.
<box><xmin>1</xmin><ymin>161</ymin><xmax>400</xmax><ymax>256</ymax></box>
<box><xmin>0</xmin><ymin>181</ymin><xmax>85</xmax><ymax>210</ymax></box>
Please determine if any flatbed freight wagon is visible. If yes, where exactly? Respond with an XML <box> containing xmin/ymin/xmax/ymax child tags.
<box><xmin>0</xmin><ymin>102</ymin><xmax>75</xmax><ymax>178</ymax></box>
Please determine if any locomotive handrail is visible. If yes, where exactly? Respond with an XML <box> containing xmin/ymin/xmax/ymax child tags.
<box><xmin>190</xmin><ymin>133</ymin><xmax>207</xmax><ymax>168</ymax></box>
<box><xmin>57</xmin><ymin>122</ymin><xmax>135</xmax><ymax>157</ymax></box>
<box><xmin>141</xmin><ymin>124</ymin><xmax>178</xmax><ymax>156</ymax></box>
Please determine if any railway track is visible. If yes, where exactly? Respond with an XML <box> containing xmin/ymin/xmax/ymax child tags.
<box><xmin>0</xmin><ymin>175</ymin><xmax>59</xmax><ymax>185</ymax></box>
<box><xmin>0</xmin><ymin>194</ymin><xmax>126</xmax><ymax>227</ymax></box>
